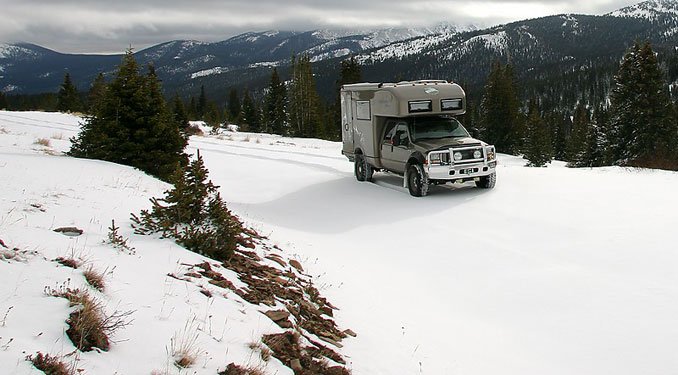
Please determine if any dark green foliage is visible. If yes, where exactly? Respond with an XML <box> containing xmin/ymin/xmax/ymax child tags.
<box><xmin>197</xmin><ymin>85</ymin><xmax>208</xmax><ymax>120</ymax></box>
<box><xmin>0</xmin><ymin>92</ymin><xmax>8</xmax><ymax>110</ymax></box>
<box><xmin>609</xmin><ymin>41</ymin><xmax>677</xmax><ymax>168</ymax></box>
<box><xmin>86</xmin><ymin>73</ymin><xmax>106</xmax><ymax>115</ymax></box>
<box><xmin>523</xmin><ymin>102</ymin><xmax>553</xmax><ymax>167</ymax></box>
<box><xmin>289</xmin><ymin>54</ymin><xmax>324</xmax><ymax>138</ymax></box>
<box><xmin>68</xmin><ymin>50</ymin><xmax>187</xmax><ymax>182</ymax></box>
<box><xmin>56</xmin><ymin>73</ymin><xmax>81</xmax><ymax>113</ymax></box>
<box><xmin>228</xmin><ymin>88</ymin><xmax>241</xmax><ymax>123</ymax></box>
<box><xmin>329</xmin><ymin>56</ymin><xmax>363</xmax><ymax>140</ymax></box>
<box><xmin>566</xmin><ymin>104</ymin><xmax>590</xmax><ymax>166</ymax></box>
<box><xmin>479</xmin><ymin>61</ymin><xmax>523</xmax><ymax>154</ymax></box>
<box><xmin>241</xmin><ymin>90</ymin><xmax>261</xmax><ymax>132</ymax></box>
<box><xmin>131</xmin><ymin>152</ymin><xmax>243</xmax><ymax>261</ymax></box>
<box><xmin>171</xmin><ymin>94</ymin><xmax>191</xmax><ymax>138</ymax></box>
<box><xmin>263</xmin><ymin>67</ymin><xmax>288</xmax><ymax>135</ymax></box>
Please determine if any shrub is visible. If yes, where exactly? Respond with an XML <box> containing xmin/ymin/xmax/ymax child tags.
<box><xmin>27</xmin><ymin>352</ymin><xmax>73</xmax><ymax>375</ymax></box>
<box><xmin>47</xmin><ymin>287</ymin><xmax>133</xmax><ymax>352</ymax></box>
<box><xmin>34</xmin><ymin>138</ymin><xmax>51</xmax><ymax>147</ymax></box>
<box><xmin>131</xmin><ymin>152</ymin><xmax>243</xmax><ymax>261</ymax></box>
<box><xmin>83</xmin><ymin>266</ymin><xmax>106</xmax><ymax>292</ymax></box>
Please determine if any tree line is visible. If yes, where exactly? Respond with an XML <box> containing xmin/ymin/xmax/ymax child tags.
<box><xmin>4</xmin><ymin>40</ymin><xmax>677</xmax><ymax>171</ymax></box>
<box><xmin>469</xmin><ymin>41</ymin><xmax>678</xmax><ymax>170</ymax></box>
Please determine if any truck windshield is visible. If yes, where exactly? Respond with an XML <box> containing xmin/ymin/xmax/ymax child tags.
<box><xmin>407</xmin><ymin>116</ymin><xmax>469</xmax><ymax>141</ymax></box>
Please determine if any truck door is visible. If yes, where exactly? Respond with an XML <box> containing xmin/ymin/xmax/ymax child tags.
<box><xmin>340</xmin><ymin>92</ymin><xmax>354</xmax><ymax>156</ymax></box>
<box><xmin>380</xmin><ymin>121</ymin><xmax>411</xmax><ymax>174</ymax></box>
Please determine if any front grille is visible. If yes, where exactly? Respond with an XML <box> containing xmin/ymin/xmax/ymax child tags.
<box><xmin>451</xmin><ymin>146</ymin><xmax>484</xmax><ymax>164</ymax></box>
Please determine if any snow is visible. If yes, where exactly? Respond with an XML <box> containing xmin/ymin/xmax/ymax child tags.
<box><xmin>608</xmin><ymin>0</ymin><xmax>678</xmax><ymax>20</ymax></box>
<box><xmin>2</xmin><ymin>110</ymin><xmax>678</xmax><ymax>374</ymax></box>
<box><xmin>190</xmin><ymin>67</ymin><xmax>230</xmax><ymax>79</ymax></box>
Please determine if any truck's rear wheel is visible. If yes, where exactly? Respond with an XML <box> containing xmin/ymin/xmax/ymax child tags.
<box><xmin>407</xmin><ymin>164</ymin><xmax>429</xmax><ymax>197</ymax></box>
<box><xmin>355</xmin><ymin>154</ymin><xmax>373</xmax><ymax>182</ymax></box>
<box><xmin>475</xmin><ymin>172</ymin><xmax>496</xmax><ymax>189</ymax></box>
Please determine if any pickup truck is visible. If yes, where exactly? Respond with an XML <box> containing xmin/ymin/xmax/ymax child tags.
<box><xmin>341</xmin><ymin>80</ymin><xmax>497</xmax><ymax>196</ymax></box>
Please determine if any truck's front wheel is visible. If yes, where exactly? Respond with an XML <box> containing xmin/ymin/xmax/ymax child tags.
<box><xmin>475</xmin><ymin>172</ymin><xmax>496</xmax><ymax>189</ymax></box>
<box><xmin>355</xmin><ymin>154</ymin><xmax>373</xmax><ymax>182</ymax></box>
<box><xmin>407</xmin><ymin>164</ymin><xmax>429</xmax><ymax>197</ymax></box>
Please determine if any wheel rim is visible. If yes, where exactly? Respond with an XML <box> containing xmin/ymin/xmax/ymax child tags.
<box><xmin>409</xmin><ymin>168</ymin><xmax>418</xmax><ymax>192</ymax></box>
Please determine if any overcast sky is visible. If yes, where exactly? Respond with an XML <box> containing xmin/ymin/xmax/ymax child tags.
<box><xmin>0</xmin><ymin>0</ymin><xmax>641</xmax><ymax>54</ymax></box>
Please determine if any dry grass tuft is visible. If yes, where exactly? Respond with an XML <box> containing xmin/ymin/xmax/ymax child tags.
<box><xmin>83</xmin><ymin>266</ymin><xmax>106</xmax><ymax>292</ymax></box>
<box><xmin>47</xmin><ymin>286</ymin><xmax>133</xmax><ymax>352</ymax></box>
<box><xmin>54</xmin><ymin>257</ymin><xmax>80</xmax><ymax>269</ymax></box>
<box><xmin>27</xmin><ymin>352</ymin><xmax>74</xmax><ymax>375</ymax></box>
<box><xmin>248</xmin><ymin>341</ymin><xmax>272</xmax><ymax>362</ymax></box>
<box><xmin>0</xmin><ymin>127</ymin><xmax>8</xmax><ymax>134</ymax></box>
<box><xmin>170</xmin><ymin>318</ymin><xmax>200</xmax><ymax>369</ymax></box>
<box><xmin>34</xmin><ymin>138</ymin><xmax>51</xmax><ymax>147</ymax></box>
<box><xmin>51</xmin><ymin>133</ymin><xmax>65</xmax><ymax>140</ymax></box>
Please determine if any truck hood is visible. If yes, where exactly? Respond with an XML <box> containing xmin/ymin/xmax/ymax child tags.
<box><xmin>413</xmin><ymin>137</ymin><xmax>486</xmax><ymax>151</ymax></box>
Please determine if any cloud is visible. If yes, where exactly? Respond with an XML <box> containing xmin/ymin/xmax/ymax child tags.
<box><xmin>0</xmin><ymin>0</ymin><xmax>640</xmax><ymax>53</ymax></box>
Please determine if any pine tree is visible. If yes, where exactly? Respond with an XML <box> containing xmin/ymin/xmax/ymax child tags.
<box><xmin>288</xmin><ymin>54</ymin><xmax>324</xmax><ymax>138</ymax></box>
<box><xmin>228</xmin><ymin>88</ymin><xmax>241</xmax><ymax>124</ymax></box>
<box><xmin>172</xmin><ymin>94</ymin><xmax>191</xmax><ymax>137</ymax></box>
<box><xmin>523</xmin><ymin>101</ymin><xmax>553</xmax><ymax>167</ymax></box>
<box><xmin>330</xmin><ymin>56</ymin><xmax>363</xmax><ymax>140</ymax></box>
<box><xmin>197</xmin><ymin>85</ymin><xmax>207</xmax><ymax>120</ymax></box>
<box><xmin>69</xmin><ymin>50</ymin><xmax>187</xmax><ymax>182</ymax></box>
<box><xmin>56</xmin><ymin>72</ymin><xmax>81</xmax><ymax>113</ymax></box>
<box><xmin>240</xmin><ymin>90</ymin><xmax>261</xmax><ymax>133</ymax></box>
<box><xmin>262</xmin><ymin>68</ymin><xmax>288</xmax><ymax>135</ymax></box>
<box><xmin>566</xmin><ymin>103</ymin><xmax>589</xmax><ymax>166</ymax></box>
<box><xmin>131</xmin><ymin>152</ymin><xmax>243</xmax><ymax>261</ymax></box>
<box><xmin>0</xmin><ymin>92</ymin><xmax>7</xmax><ymax>110</ymax></box>
<box><xmin>479</xmin><ymin>61</ymin><xmax>522</xmax><ymax>154</ymax></box>
<box><xmin>609</xmin><ymin>41</ymin><xmax>677</xmax><ymax>169</ymax></box>
<box><xmin>86</xmin><ymin>73</ymin><xmax>106</xmax><ymax>114</ymax></box>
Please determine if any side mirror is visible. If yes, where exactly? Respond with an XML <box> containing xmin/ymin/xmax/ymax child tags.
<box><xmin>470</xmin><ymin>127</ymin><xmax>480</xmax><ymax>139</ymax></box>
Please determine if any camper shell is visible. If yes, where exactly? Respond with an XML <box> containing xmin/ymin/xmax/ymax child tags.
<box><xmin>341</xmin><ymin>80</ymin><xmax>497</xmax><ymax>196</ymax></box>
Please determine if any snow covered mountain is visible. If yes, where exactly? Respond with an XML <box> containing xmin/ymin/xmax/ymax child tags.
<box><xmin>609</xmin><ymin>0</ymin><xmax>678</xmax><ymax>20</ymax></box>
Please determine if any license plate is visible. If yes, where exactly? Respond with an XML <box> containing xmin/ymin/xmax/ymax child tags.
<box><xmin>464</xmin><ymin>168</ymin><xmax>473</xmax><ymax>174</ymax></box>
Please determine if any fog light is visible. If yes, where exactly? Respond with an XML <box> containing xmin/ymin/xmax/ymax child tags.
<box><xmin>473</xmin><ymin>150</ymin><xmax>482</xmax><ymax>159</ymax></box>
<box><xmin>453</xmin><ymin>152</ymin><xmax>462</xmax><ymax>161</ymax></box>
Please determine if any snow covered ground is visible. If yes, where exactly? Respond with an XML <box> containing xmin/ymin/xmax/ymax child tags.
<box><xmin>2</xmin><ymin>111</ymin><xmax>678</xmax><ymax>374</ymax></box>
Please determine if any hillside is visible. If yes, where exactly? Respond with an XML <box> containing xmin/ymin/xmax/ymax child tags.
<box><xmin>2</xmin><ymin>0</ymin><xmax>678</xmax><ymax>109</ymax></box>
<box><xmin>2</xmin><ymin>110</ymin><xmax>677</xmax><ymax>374</ymax></box>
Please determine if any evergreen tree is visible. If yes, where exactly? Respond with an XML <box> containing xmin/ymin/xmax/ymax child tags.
<box><xmin>0</xmin><ymin>92</ymin><xmax>7</xmax><ymax>110</ymax></box>
<box><xmin>197</xmin><ymin>85</ymin><xmax>207</xmax><ymax>120</ymax></box>
<box><xmin>86</xmin><ymin>73</ymin><xmax>107</xmax><ymax>114</ymax></box>
<box><xmin>69</xmin><ymin>50</ymin><xmax>187</xmax><ymax>181</ymax></box>
<box><xmin>172</xmin><ymin>94</ymin><xmax>191</xmax><ymax>137</ymax></box>
<box><xmin>262</xmin><ymin>68</ymin><xmax>288</xmax><ymax>135</ymax></box>
<box><xmin>131</xmin><ymin>152</ymin><xmax>243</xmax><ymax>261</ymax></box>
<box><xmin>228</xmin><ymin>88</ymin><xmax>241</xmax><ymax>123</ymax></box>
<box><xmin>56</xmin><ymin>72</ymin><xmax>81</xmax><ymax>113</ymax></box>
<box><xmin>479</xmin><ymin>61</ymin><xmax>522</xmax><ymax>154</ymax></box>
<box><xmin>187</xmin><ymin>96</ymin><xmax>198</xmax><ymax>120</ymax></box>
<box><xmin>566</xmin><ymin>103</ymin><xmax>590</xmax><ymax>166</ymax></box>
<box><xmin>330</xmin><ymin>56</ymin><xmax>363</xmax><ymax>140</ymax></box>
<box><xmin>523</xmin><ymin>101</ymin><xmax>553</xmax><ymax>167</ymax></box>
<box><xmin>204</xmin><ymin>102</ymin><xmax>223</xmax><ymax>131</ymax></box>
<box><xmin>288</xmin><ymin>54</ymin><xmax>324</xmax><ymax>138</ymax></box>
<box><xmin>609</xmin><ymin>41</ymin><xmax>677</xmax><ymax>168</ymax></box>
<box><xmin>240</xmin><ymin>90</ymin><xmax>261</xmax><ymax>133</ymax></box>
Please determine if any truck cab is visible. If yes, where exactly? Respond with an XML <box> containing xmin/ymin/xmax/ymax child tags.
<box><xmin>341</xmin><ymin>80</ymin><xmax>497</xmax><ymax>196</ymax></box>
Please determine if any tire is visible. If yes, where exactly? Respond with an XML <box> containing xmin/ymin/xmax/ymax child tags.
<box><xmin>407</xmin><ymin>164</ymin><xmax>429</xmax><ymax>197</ymax></box>
<box><xmin>475</xmin><ymin>172</ymin><xmax>496</xmax><ymax>189</ymax></box>
<box><xmin>354</xmin><ymin>154</ymin><xmax>373</xmax><ymax>182</ymax></box>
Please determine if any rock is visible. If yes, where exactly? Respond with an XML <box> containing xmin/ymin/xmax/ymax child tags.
<box><xmin>264</xmin><ymin>310</ymin><xmax>290</xmax><ymax>322</ymax></box>
<box><xmin>342</xmin><ymin>329</ymin><xmax>357</xmax><ymax>337</ymax></box>
<box><xmin>320</xmin><ymin>306</ymin><xmax>334</xmax><ymax>317</ymax></box>
<box><xmin>318</xmin><ymin>336</ymin><xmax>343</xmax><ymax>348</ymax></box>
<box><xmin>266</xmin><ymin>255</ymin><xmax>287</xmax><ymax>268</ymax></box>
<box><xmin>289</xmin><ymin>259</ymin><xmax>303</xmax><ymax>272</ymax></box>
<box><xmin>53</xmin><ymin>227</ymin><xmax>83</xmax><ymax>237</ymax></box>
<box><xmin>290</xmin><ymin>359</ymin><xmax>302</xmax><ymax>371</ymax></box>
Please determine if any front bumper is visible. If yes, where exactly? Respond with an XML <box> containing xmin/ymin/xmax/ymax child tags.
<box><xmin>425</xmin><ymin>145</ymin><xmax>497</xmax><ymax>181</ymax></box>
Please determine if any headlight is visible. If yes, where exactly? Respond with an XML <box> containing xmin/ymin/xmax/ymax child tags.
<box><xmin>473</xmin><ymin>150</ymin><xmax>482</xmax><ymax>159</ymax></box>
<box><xmin>429</xmin><ymin>153</ymin><xmax>441</xmax><ymax>164</ymax></box>
<box><xmin>453</xmin><ymin>152</ymin><xmax>463</xmax><ymax>161</ymax></box>
<box><xmin>485</xmin><ymin>146</ymin><xmax>496</xmax><ymax>161</ymax></box>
